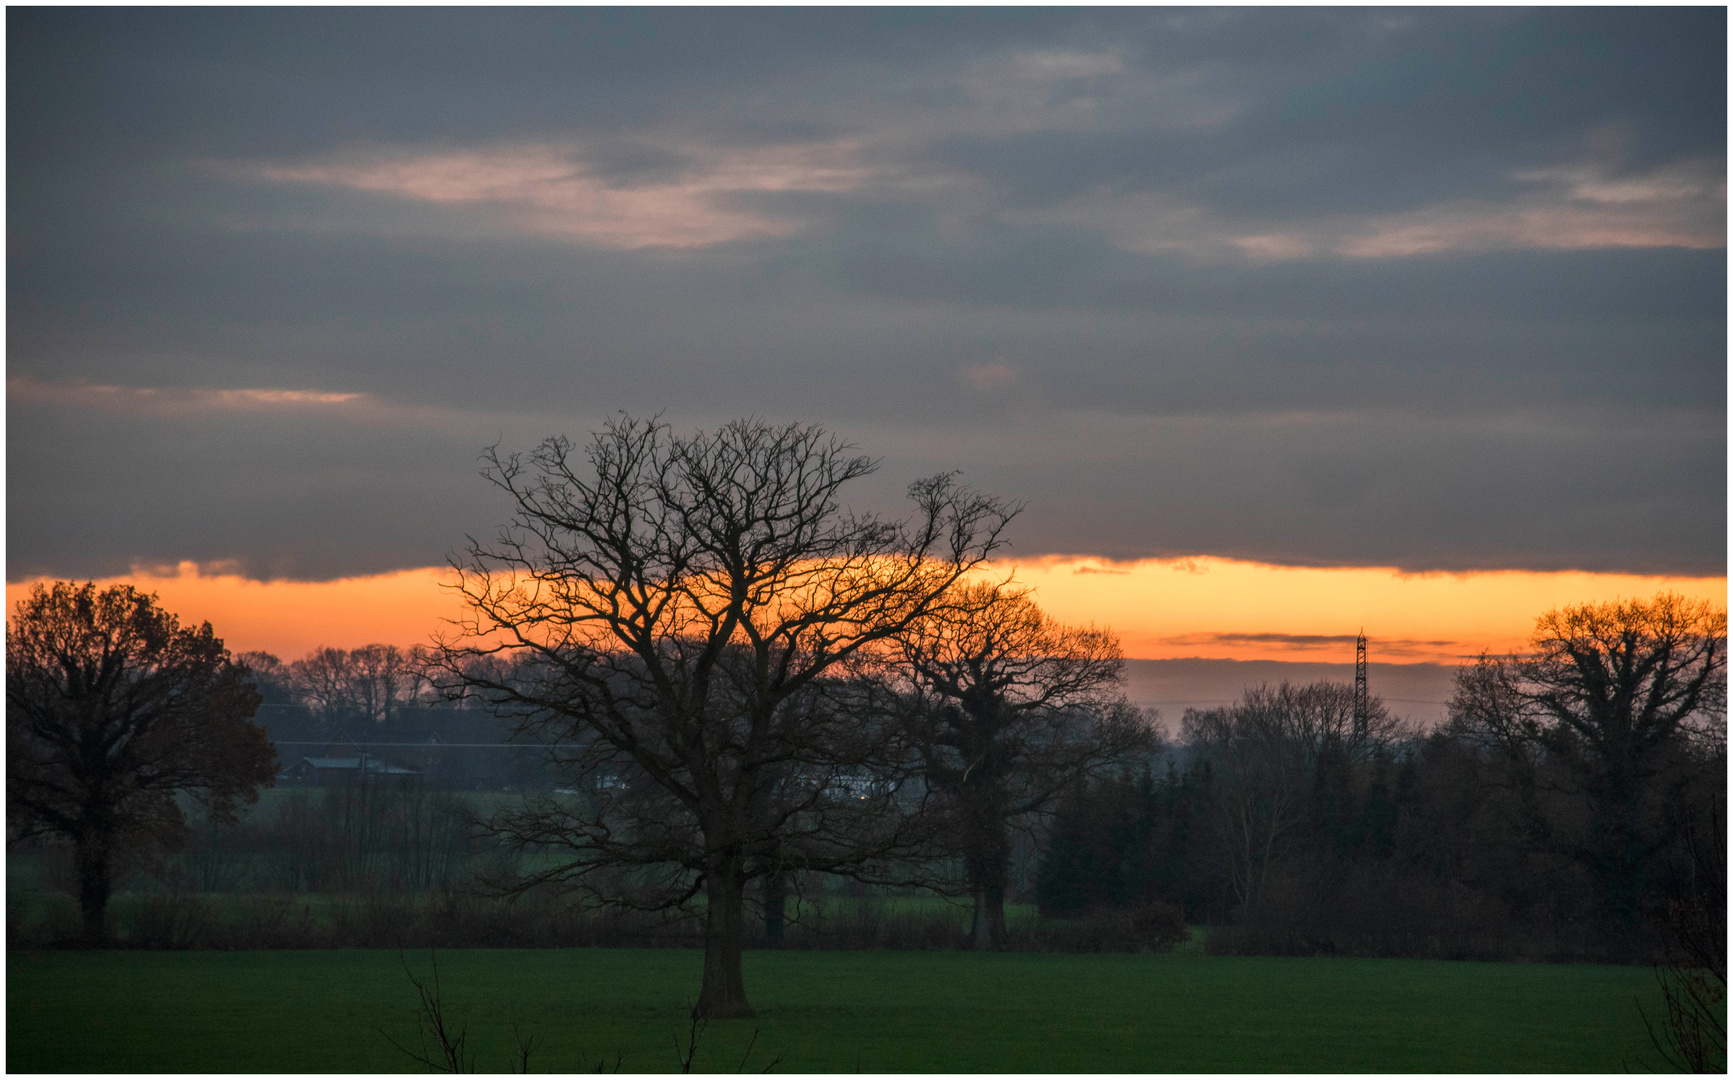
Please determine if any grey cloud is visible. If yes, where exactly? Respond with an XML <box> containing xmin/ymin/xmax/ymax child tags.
<box><xmin>6</xmin><ymin>397</ymin><xmax>520</xmax><ymax>582</ymax></box>
<box><xmin>9</xmin><ymin>213</ymin><xmax>561</xmax><ymax>340</ymax></box>
<box><xmin>825</xmin><ymin>208</ymin><xmax>1725</xmax><ymax>321</ymax></box>
<box><xmin>852</xmin><ymin>407</ymin><xmax>1725</xmax><ymax>576</ymax></box>
<box><xmin>15</xmin><ymin>224</ymin><xmax>1721</xmax><ymax>421</ymax></box>
<box><xmin>1176</xmin><ymin>633</ymin><xmax>1373</xmax><ymax>647</ymax></box>
<box><xmin>6</xmin><ymin>7</ymin><xmax>1724</xmax><ymax>584</ymax></box>
<box><xmin>13</xmin><ymin>388</ymin><xmax>1716</xmax><ymax>582</ymax></box>
<box><xmin>928</xmin><ymin>10</ymin><xmax>1724</xmax><ymax>217</ymax></box>
<box><xmin>7</xmin><ymin>8</ymin><xmax>1096</xmax><ymax>161</ymax></box>
<box><xmin>1155</xmin><ymin>635</ymin><xmax>1467</xmax><ymax>664</ymax></box>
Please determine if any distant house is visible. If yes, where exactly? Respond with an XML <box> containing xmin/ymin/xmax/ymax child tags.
<box><xmin>280</xmin><ymin>756</ymin><xmax>421</xmax><ymax>787</ymax></box>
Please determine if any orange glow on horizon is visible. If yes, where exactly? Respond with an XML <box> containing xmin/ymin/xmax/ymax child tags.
<box><xmin>4</xmin><ymin>564</ymin><xmax>467</xmax><ymax>660</ymax></box>
<box><xmin>994</xmin><ymin>556</ymin><xmax>1727</xmax><ymax>664</ymax></box>
<box><xmin>5</xmin><ymin>557</ymin><xmax>1725</xmax><ymax>666</ymax></box>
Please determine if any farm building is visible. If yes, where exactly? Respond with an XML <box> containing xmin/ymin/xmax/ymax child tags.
<box><xmin>279</xmin><ymin>756</ymin><xmax>420</xmax><ymax>787</ymax></box>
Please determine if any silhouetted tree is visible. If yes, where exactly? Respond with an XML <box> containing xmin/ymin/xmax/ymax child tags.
<box><xmin>237</xmin><ymin>651</ymin><xmax>293</xmax><ymax>705</ymax></box>
<box><xmin>6</xmin><ymin>582</ymin><xmax>276</xmax><ymax>943</ymax></box>
<box><xmin>438</xmin><ymin>415</ymin><xmax>1014</xmax><ymax>1017</ymax></box>
<box><xmin>1037</xmin><ymin>761</ymin><xmax>1209</xmax><ymax>920</ymax></box>
<box><xmin>283</xmin><ymin>643</ymin><xmax>427</xmax><ymax>725</ymax></box>
<box><xmin>348</xmin><ymin>644</ymin><xmax>420</xmax><ymax>723</ymax></box>
<box><xmin>899</xmin><ymin>584</ymin><xmax>1156</xmax><ymax>949</ymax></box>
<box><xmin>1449</xmin><ymin>592</ymin><xmax>1726</xmax><ymax>936</ymax></box>
<box><xmin>289</xmin><ymin>646</ymin><xmax>357</xmax><ymax>725</ymax></box>
<box><xmin>1183</xmin><ymin>681</ymin><xmax>1400</xmax><ymax>915</ymax></box>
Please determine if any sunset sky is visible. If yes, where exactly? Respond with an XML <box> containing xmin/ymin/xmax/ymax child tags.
<box><xmin>7</xmin><ymin>10</ymin><xmax>1725</xmax><ymax>704</ymax></box>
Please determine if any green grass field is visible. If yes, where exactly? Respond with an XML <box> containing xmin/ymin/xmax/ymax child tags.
<box><xmin>7</xmin><ymin>946</ymin><xmax>1678</xmax><ymax>1072</ymax></box>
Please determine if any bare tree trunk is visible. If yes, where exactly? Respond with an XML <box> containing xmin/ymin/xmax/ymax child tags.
<box><xmin>969</xmin><ymin>881</ymin><xmax>1008</xmax><ymax>950</ymax></box>
<box><xmin>696</xmin><ymin>860</ymin><xmax>755</xmax><ymax>1019</ymax></box>
<box><xmin>762</xmin><ymin>872</ymin><xmax>786</xmax><ymax>947</ymax></box>
<box><xmin>75</xmin><ymin>838</ymin><xmax>112</xmax><ymax>946</ymax></box>
<box><xmin>964</xmin><ymin>822</ymin><xmax>1010</xmax><ymax>951</ymax></box>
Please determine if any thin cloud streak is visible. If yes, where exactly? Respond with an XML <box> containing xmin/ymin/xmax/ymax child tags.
<box><xmin>1004</xmin><ymin>156</ymin><xmax>1726</xmax><ymax>263</ymax></box>
<box><xmin>224</xmin><ymin>139</ymin><xmax>873</xmax><ymax>250</ymax></box>
<box><xmin>1158</xmin><ymin>631</ymin><xmax>1472</xmax><ymax>661</ymax></box>
<box><xmin>10</xmin><ymin>377</ymin><xmax>362</xmax><ymax>413</ymax></box>
<box><xmin>6</xmin><ymin>376</ymin><xmax>504</xmax><ymax>434</ymax></box>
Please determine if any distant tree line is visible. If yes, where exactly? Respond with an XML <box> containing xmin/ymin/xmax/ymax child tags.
<box><xmin>1037</xmin><ymin>594</ymin><xmax>1724</xmax><ymax>970</ymax></box>
<box><xmin>239</xmin><ymin>644</ymin><xmax>457</xmax><ymax>723</ymax></box>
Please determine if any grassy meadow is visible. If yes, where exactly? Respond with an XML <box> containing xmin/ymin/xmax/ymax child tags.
<box><xmin>7</xmin><ymin>945</ymin><xmax>1678</xmax><ymax>1073</ymax></box>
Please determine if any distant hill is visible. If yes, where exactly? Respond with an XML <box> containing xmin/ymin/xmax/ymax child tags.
<box><xmin>1122</xmin><ymin>658</ymin><xmax>1459</xmax><ymax>730</ymax></box>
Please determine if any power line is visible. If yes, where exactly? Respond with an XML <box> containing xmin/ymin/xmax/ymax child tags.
<box><xmin>1135</xmin><ymin>697</ymin><xmax>1450</xmax><ymax>707</ymax></box>
<box><xmin>270</xmin><ymin>741</ymin><xmax>576</xmax><ymax>749</ymax></box>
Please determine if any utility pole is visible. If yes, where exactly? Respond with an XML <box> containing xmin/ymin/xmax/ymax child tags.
<box><xmin>1353</xmin><ymin>631</ymin><xmax>1369</xmax><ymax>743</ymax></box>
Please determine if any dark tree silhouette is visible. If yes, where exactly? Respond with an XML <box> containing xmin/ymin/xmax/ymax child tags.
<box><xmin>236</xmin><ymin>651</ymin><xmax>292</xmax><ymax>705</ymax></box>
<box><xmin>1182</xmin><ymin>680</ymin><xmax>1400</xmax><ymax>916</ymax></box>
<box><xmin>439</xmin><ymin>415</ymin><xmax>1014</xmax><ymax>1017</ymax></box>
<box><xmin>1449</xmin><ymin>592</ymin><xmax>1726</xmax><ymax>934</ymax></box>
<box><xmin>7</xmin><ymin>582</ymin><xmax>276</xmax><ymax>943</ymax></box>
<box><xmin>899</xmin><ymin>583</ymin><xmax>1156</xmax><ymax>949</ymax></box>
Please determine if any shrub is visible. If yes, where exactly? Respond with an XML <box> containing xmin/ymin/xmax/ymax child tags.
<box><xmin>1016</xmin><ymin>902</ymin><xmax>1187</xmax><ymax>954</ymax></box>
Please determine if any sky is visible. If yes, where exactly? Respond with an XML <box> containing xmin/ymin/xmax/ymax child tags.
<box><xmin>7</xmin><ymin>8</ymin><xmax>1726</xmax><ymax>702</ymax></box>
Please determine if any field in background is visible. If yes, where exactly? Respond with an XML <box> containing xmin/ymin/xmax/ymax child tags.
<box><xmin>8</xmin><ymin>947</ymin><xmax>1675</xmax><ymax>1072</ymax></box>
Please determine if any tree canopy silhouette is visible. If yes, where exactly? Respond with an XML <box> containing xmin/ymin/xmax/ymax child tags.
<box><xmin>899</xmin><ymin>583</ymin><xmax>1155</xmax><ymax>949</ymax></box>
<box><xmin>439</xmin><ymin>415</ymin><xmax>1015</xmax><ymax>1017</ymax></box>
<box><xmin>7</xmin><ymin>581</ymin><xmax>276</xmax><ymax>943</ymax></box>
<box><xmin>1449</xmin><ymin>592</ymin><xmax>1726</xmax><ymax>934</ymax></box>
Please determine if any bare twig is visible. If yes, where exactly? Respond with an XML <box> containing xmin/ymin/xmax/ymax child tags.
<box><xmin>380</xmin><ymin>949</ymin><xmax>475</xmax><ymax>1073</ymax></box>
<box><xmin>672</xmin><ymin>1004</ymin><xmax>709</xmax><ymax>1073</ymax></box>
<box><xmin>732</xmin><ymin>1026</ymin><xmax>783</xmax><ymax>1072</ymax></box>
<box><xmin>1637</xmin><ymin>961</ymin><xmax>1726</xmax><ymax>1073</ymax></box>
<box><xmin>512</xmin><ymin>1023</ymin><xmax>536</xmax><ymax>1073</ymax></box>
<box><xmin>734</xmin><ymin>1026</ymin><xmax>760</xmax><ymax>1074</ymax></box>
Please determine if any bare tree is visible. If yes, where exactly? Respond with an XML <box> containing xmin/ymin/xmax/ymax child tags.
<box><xmin>1183</xmin><ymin>681</ymin><xmax>1400</xmax><ymax>915</ymax></box>
<box><xmin>1449</xmin><ymin>592</ymin><xmax>1726</xmax><ymax>933</ymax></box>
<box><xmin>898</xmin><ymin>584</ymin><xmax>1157</xmax><ymax>949</ymax></box>
<box><xmin>437</xmin><ymin>415</ymin><xmax>1014</xmax><ymax>1017</ymax></box>
<box><xmin>289</xmin><ymin>646</ymin><xmax>358</xmax><ymax>726</ymax></box>
<box><xmin>350</xmin><ymin>644</ymin><xmax>418</xmax><ymax>723</ymax></box>
<box><xmin>283</xmin><ymin>643</ymin><xmax>424</xmax><ymax>724</ymax></box>
<box><xmin>7</xmin><ymin>582</ymin><xmax>277</xmax><ymax>943</ymax></box>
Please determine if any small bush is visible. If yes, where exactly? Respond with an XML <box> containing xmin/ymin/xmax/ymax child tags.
<box><xmin>766</xmin><ymin>901</ymin><xmax>969</xmax><ymax>951</ymax></box>
<box><xmin>1015</xmin><ymin>902</ymin><xmax>1187</xmax><ymax>953</ymax></box>
<box><xmin>128</xmin><ymin>887</ymin><xmax>220</xmax><ymax>949</ymax></box>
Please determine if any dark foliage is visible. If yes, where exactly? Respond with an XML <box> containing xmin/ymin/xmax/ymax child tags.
<box><xmin>900</xmin><ymin>583</ymin><xmax>1157</xmax><ymax>949</ymax></box>
<box><xmin>1036</xmin><ymin>763</ymin><xmax>1208</xmax><ymax>921</ymax></box>
<box><xmin>1450</xmin><ymin>593</ymin><xmax>1725</xmax><ymax>946</ymax></box>
<box><xmin>7</xmin><ymin>582</ymin><xmax>277</xmax><ymax>944</ymax></box>
<box><xmin>1036</xmin><ymin>596</ymin><xmax>1725</xmax><ymax>965</ymax></box>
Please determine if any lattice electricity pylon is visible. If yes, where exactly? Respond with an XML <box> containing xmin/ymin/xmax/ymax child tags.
<box><xmin>1353</xmin><ymin>631</ymin><xmax>1369</xmax><ymax>742</ymax></box>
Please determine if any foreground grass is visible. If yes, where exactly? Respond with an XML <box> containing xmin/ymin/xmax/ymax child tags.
<box><xmin>7</xmin><ymin>947</ymin><xmax>1673</xmax><ymax>1072</ymax></box>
